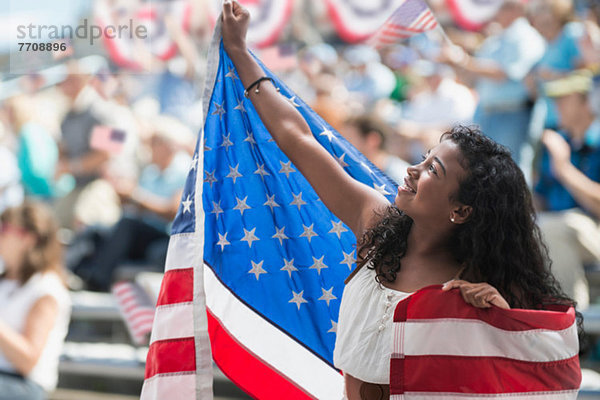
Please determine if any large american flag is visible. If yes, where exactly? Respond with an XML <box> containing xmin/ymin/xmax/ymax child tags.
<box><xmin>369</xmin><ymin>0</ymin><xmax>439</xmax><ymax>48</ymax></box>
<box><xmin>140</xmin><ymin>18</ymin><xmax>398</xmax><ymax>400</ymax></box>
<box><xmin>391</xmin><ymin>286</ymin><xmax>581</xmax><ymax>399</ymax></box>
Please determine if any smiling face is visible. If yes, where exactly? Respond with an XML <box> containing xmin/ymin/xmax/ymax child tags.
<box><xmin>395</xmin><ymin>139</ymin><xmax>468</xmax><ymax>225</ymax></box>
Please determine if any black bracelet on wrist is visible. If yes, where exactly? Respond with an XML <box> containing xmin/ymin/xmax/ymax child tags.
<box><xmin>244</xmin><ymin>76</ymin><xmax>280</xmax><ymax>97</ymax></box>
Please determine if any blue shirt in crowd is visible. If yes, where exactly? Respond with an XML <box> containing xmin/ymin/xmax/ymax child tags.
<box><xmin>534</xmin><ymin>22</ymin><xmax>584</xmax><ymax>128</ymax></box>
<box><xmin>476</xmin><ymin>17</ymin><xmax>545</xmax><ymax>110</ymax></box>
<box><xmin>535</xmin><ymin>119</ymin><xmax>600</xmax><ymax>214</ymax></box>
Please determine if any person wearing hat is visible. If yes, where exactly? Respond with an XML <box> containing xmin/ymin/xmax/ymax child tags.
<box><xmin>534</xmin><ymin>71</ymin><xmax>600</xmax><ymax>309</ymax></box>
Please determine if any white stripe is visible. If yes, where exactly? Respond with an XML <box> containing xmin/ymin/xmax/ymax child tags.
<box><xmin>330</xmin><ymin>0</ymin><xmax>408</xmax><ymax>36</ymax></box>
<box><xmin>193</xmin><ymin>14</ymin><xmax>219</xmax><ymax>400</ymax></box>
<box><xmin>403</xmin><ymin>390</ymin><xmax>578</xmax><ymax>399</ymax></box>
<box><xmin>140</xmin><ymin>372</ymin><xmax>196</xmax><ymax>400</ymax></box>
<box><xmin>164</xmin><ymin>233</ymin><xmax>198</xmax><ymax>271</ymax></box>
<box><xmin>204</xmin><ymin>264</ymin><xmax>344</xmax><ymax>399</ymax></box>
<box><xmin>150</xmin><ymin>302</ymin><xmax>195</xmax><ymax>344</ymax></box>
<box><xmin>400</xmin><ymin>319</ymin><xmax>578</xmax><ymax>362</ymax></box>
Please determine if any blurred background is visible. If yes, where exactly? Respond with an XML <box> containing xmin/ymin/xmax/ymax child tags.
<box><xmin>1</xmin><ymin>0</ymin><xmax>600</xmax><ymax>398</ymax></box>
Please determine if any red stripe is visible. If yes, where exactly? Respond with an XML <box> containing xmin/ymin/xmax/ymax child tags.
<box><xmin>118</xmin><ymin>293</ymin><xmax>137</xmax><ymax>306</ymax></box>
<box><xmin>385</xmin><ymin>23</ymin><xmax>426</xmax><ymax>34</ymax></box>
<box><xmin>424</xmin><ymin>20</ymin><xmax>438</xmax><ymax>30</ymax></box>
<box><xmin>393</xmin><ymin>355</ymin><xmax>581</xmax><ymax>394</ymax></box>
<box><xmin>446</xmin><ymin>0</ymin><xmax>488</xmax><ymax>31</ymax></box>
<box><xmin>132</xmin><ymin>321</ymin><xmax>154</xmax><ymax>333</ymax></box>
<box><xmin>207</xmin><ymin>307</ymin><xmax>315</xmax><ymax>399</ymax></box>
<box><xmin>378</xmin><ymin>29</ymin><xmax>415</xmax><ymax>40</ymax></box>
<box><xmin>131</xmin><ymin>317</ymin><xmax>155</xmax><ymax>330</ymax></box>
<box><xmin>156</xmin><ymin>268</ymin><xmax>194</xmax><ymax>306</ymax></box>
<box><xmin>123</xmin><ymin>303</ymin><xmax>153</xmax><ymax>314</ymax></box>
<box><xmin>415</xmin><ymin>15</ymin><xmax>434</xmax><ymax>30</ymax></box>
<box><xmin>410</xmin><ymin>11</ymin><xmax>431</xmax><ymax>29</ymax></box>
<box><xmin>145</xmin><ymin>337</ymin><xmax>196</xmax><ymax>379</ymax></box>
<box><xmin>394</xmin><ymin>286</ymin><xmax>575</xmax><ymax>331</ymax></box>
<box><xmin>112</xmin><ymin>283</ymin><xmax>130</xmax><ymax>296</ymax></box>
<box><xmin>126</xmin><ymin>308</ymin><xmax>155</xmax><ymax>319</ymax></box>
<box><xmin>324</xmin><ymin>0</ymin><xmax>377</xmax><ymax>43</ymax></box>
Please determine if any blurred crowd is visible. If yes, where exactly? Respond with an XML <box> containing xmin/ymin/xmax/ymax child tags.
<box><xmin>0</xmin><ymin>0</ymin><xmax>599</xmax><ymax>310</ymax></box>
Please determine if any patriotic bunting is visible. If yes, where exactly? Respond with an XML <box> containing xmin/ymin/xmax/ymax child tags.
<box><xmin>446</xmin><ymin>0</ymin><xmax>503</xmax><ymax>31</ymax></box>
<box><xmin>206</xmin><ymin>0</ymin><xmax>294</xmax><ymax>48</ymax></box>
<box><xmin>368</xmin><ymin>0</ymin><xmax>439</xmax><ymax>48</ymax></box>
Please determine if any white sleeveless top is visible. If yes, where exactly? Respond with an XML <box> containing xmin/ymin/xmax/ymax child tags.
<box><xmin>0</xmin><ymin>271</ymin><xmax>71</xmax><ymax>391</ymax></box>
<box><xmin>333</xmin><ymin>265</ymin><xmax>412</xmax><ymax>384</ymax></box>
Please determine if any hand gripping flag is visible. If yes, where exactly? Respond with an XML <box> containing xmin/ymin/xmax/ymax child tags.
<box><xmin>390</xmin><ymin>286</ymin><xmax>581</xmax><ymax>399</ymax></box>
<box><xmin>206</xmin><ymin>0</ymin><xmax>294</xmax><ymax>48</ymax></box>
<box><xmin>140</xmin><ymin>16</ymin><xmax>398</xmax><ymax>400</ymax></box>
<box><xmin>368</xmin><ymin>0</ymin><xmax>439</xmax><ymax>49</ymax></box>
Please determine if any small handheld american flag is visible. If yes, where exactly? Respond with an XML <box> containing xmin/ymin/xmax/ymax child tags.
<box><xmin>90</xmin><ymin>126</ymin><xmax>127</xmax><ymax>155</ymax></box>
<box><xmin>369</xmin><ymin>0</ymin><xmax>439</xmax><ymax>48</ymax></box>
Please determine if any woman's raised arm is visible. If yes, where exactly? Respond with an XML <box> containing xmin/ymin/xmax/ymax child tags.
<box><xmin>221</xmin><ymin>1</ymin><xmax>389</xmax><ymax>237</ymax></box>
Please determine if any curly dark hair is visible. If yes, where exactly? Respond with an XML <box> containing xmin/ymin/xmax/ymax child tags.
<box><xmin>358</xmin><ymin>125</ymin><xmax>574</xmax><ymax>311</ymax></box>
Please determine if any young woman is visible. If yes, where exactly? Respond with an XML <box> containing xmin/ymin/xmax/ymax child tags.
<box><xmin>0</xmin><ymin>203</ymin><xmax>71</xmax><ymax>400</ymax></box>
<box><xmin>221</xmin><ymin>2</ymin><xmax>576</xmax><ymax>398</ymax></box>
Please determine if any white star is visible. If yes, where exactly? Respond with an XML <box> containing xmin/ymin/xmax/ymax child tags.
<box><xmin>280</xmin><ymin>258</ymin><xmax>298</xmax><ymax>278</ymax></box>
<box><xmin>211</xmin><ymin>101</ymin><xmax>226</xmax><ymax>120</ymax></box>
<box><xmin>310</xmin><ymin>255</ymin><xmax>328</xmax><ymax>275</ymax></box>
<box><xmin>340</xmin><ymin>250</ymin><xmax>355</xmax><ymax>270</ymax></box>
<box><xmin>248</xmin><ymin>260</ymin><xmax>267</xmax><ymax>280</ymax></box>
<box><xmin>204</xmin><ymin>170</ymin><xmax>217</xmax><ymax>187</ymax></box>
<box><xmin>264</xmin><ymin>194</ymin><xmax>280</xmax><ymax>211</ymax></box>
<box><xmin>279</xmin><ymin>160</ymin><xmax>296</xmax><ymax>178</ymax></box>
<box><xmin>254</xmin><ymin>164</ymin><xmax>270</xmax><ymax>179</ymax></box>
<box><xmin>290</xmin><ymin>192</ymin><xmax>307</xmax><ymax>209</ymax></box>
<box><xmin>233</xmin><ymin>196</ymin><xmax>251</xmax><ymax>215</ymax></box>
<box><xmin>286</xmin><ymin>95</ymin><xmax>300</xmax><ymax>107</ymax></box>
<box><xmin>300</xmin><ymin>224</ymin><xmax>318</xmax><ymax>243</ymax></box>
<box><xmin>181</xmin><ymin>195</ymin><xmax>193</xmax><ymax>214</ymax></box>
<box><xmin>226</xmin><ymin>164</ymin><xmax>243</xmax><ymax>184</ymax></box>
<box><xmin>319</xmin><ymin>127</ymin><xmax>336</xmax><ymax>142</ymax></box>
<box><xmin>220</xmin><ymin>133</ymin><xmax>234</xmax><ymax>151</ymax></box>
<box><xmin>373</xmin><ymin>183</ymin><xmax>391</xmax><ymax>195</ymax></box>
<box><xmin>190</xmin><ymin>154</ymin><xmax>198</xmax><ymax>171</ymax></box>
<box><xmin>204</xmin><ymin>138</ymin><xmax>212</xmax><ymax>152</ymax></box>
<box><xmin>234</xmin><ymin>99</ymin><xmax>246</xmax><ymax>113</ymax></box>
<box><xmin>241</xmin><ymin>227</ymin><xmax>259</xmax><ymax>248</ymax></box>
<box><xmin>272</xmin><ymin>226</ymin><xmax>289</xmax><ymax>245</ymax></box>
<box><xmin>244</xmin><ymin>131</ymin><xmax>256</xmax><ymax>145</ymax></box>
<box><xmin>318</xmin><ymin>287</ymin><xmax>337</xmax><ymax>306</ymax></box>
<box><xmin>225</xmin><ymin>66</ymin><xmax>239</xmax><ymax>80</ymax></box>
<box><xmin>328</xmin><ymin>320</ymin><xmax>337</xmax><ymax>334</ymax></box>
<box><xmin>361</xmin><ymin>161</ymin><xmax>373</xmax><ymax>174</ymax></box>
<box><xmin>289</xmin><ymin>290</ymin><xmax>308</xmax><ymax>310</ymax></box>
<box><xmin>329</xmin><ymin>220</ymin><xmax>348</xmax><ymax>239</ymax></box>
<box><xmin>216</xmin><ymin>232</ymin><xmax>230</xmax><ymax>251</ymax></box>
<box><xmin>211</xmin><ymin>201</ymin><xmax>223</xmax><ymax>219</ymax></box>
<box><xmin>335</xmin><ymin>153</ymin><xmax>349</xmax><ymax>167</ymax></box>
